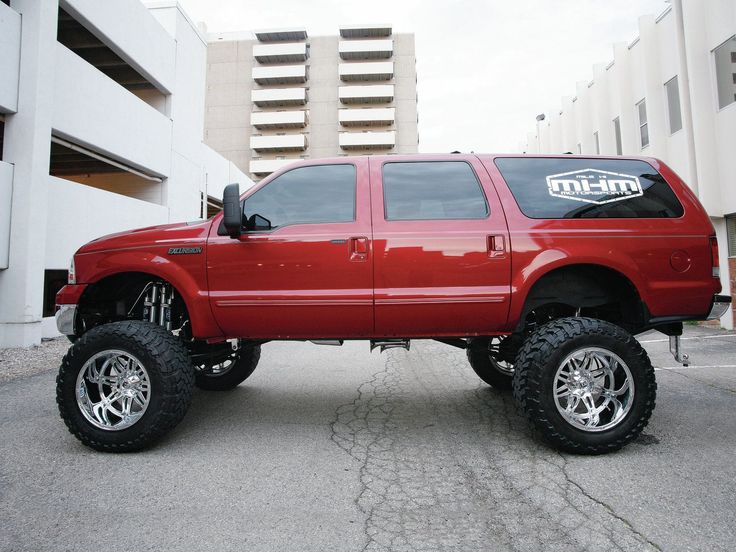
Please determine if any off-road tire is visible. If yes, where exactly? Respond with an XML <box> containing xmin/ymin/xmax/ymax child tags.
<box><xmin>56</xmin><ymin>321</ymin><xmax>194</xmax><ymax>452</ymax></box>
<box><xmin>467</xmin><ymin>339</ymin><xmax>514</xmax><ymax>390</ymax></box>
<box><xmin>195</xmin><ymin>344</ymin><xmax>261</xmax><ymax>391</ymax></box>
<box><xmin>512</xmin><ymin>317</ymin><xmax>656</xmax><ymax>454</ymax></box>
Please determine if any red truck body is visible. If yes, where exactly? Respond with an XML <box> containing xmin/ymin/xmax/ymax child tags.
<box><xmin>56</xmin><ymin>154</ymin><xmax>722</xmax><ymax>342</ymax></box>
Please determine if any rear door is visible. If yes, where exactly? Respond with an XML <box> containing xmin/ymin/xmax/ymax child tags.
<box><xmin>369</xmin><ymin>155</ymin><xmax>512</xmax><ymax>337</ymax></box>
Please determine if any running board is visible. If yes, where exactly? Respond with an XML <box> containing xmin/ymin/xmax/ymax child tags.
<box><xmin>310</xmin><ymin>340</ymin><xmax>344</xmax><ymax>346</ymax></box>
<box><xmin>370</xmin><ymin>339</ymin><xmax>411</xmax><ymax>353</ymax></box>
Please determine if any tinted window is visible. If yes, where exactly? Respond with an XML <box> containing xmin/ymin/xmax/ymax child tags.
<box><xmin>494</xmin><ymin>158</ymin><xmax>684</xmax><ymax>219</ymax></box>
<box><xmin>382</xmin><ymin>161</ymin><xmax>488</xmax><ymax>220</ymax></box>
<box><xmin>244</xmin><ymin>164</ymin><xmax>356</xmax><ymax>229</ymax></box>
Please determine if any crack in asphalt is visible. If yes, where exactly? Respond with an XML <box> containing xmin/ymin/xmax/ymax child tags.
<box><xmin>664</xmin><ymin>368</ymin><xmax>736</xmax><ymax>395</ymax></box>
<box><xmin>330</xmin><ymin>340</ymin><xmax>659</xmax><ymax>551</ymax></box>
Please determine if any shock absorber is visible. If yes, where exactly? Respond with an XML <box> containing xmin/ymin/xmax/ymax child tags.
<box><xmin>142</xmin><ymin>282</ymin><xmax>173</xmax><ymax>330</ymax></box>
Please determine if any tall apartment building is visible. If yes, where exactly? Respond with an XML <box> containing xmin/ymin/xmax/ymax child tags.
<box><xmin>204</xmin><ymin>24</ymin><xmax>419</xmax><ymax>179</ymax></box>
<box><xmin>0</xmin><ymin>0</ymin><xmax>251</xmax><ymax>347</ymax></box>
<box><xmin>522</xmin><ymin>0</ymin><xmax>736</xmax><ymax>329</ymax></box>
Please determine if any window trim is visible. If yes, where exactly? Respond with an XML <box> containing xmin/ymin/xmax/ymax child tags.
<box><xmin>241</xmin><ymin>162</ymin><xmax>358</xmax><ymax>233</ymax></box>
<box><xmin>664</xmin><ymin>75</ymin><xmax>683</xmax><ymax>135</ymax></box>
<box><xmin>636</xmin><ymin>99</ymin><xmax>649</xmax><ymax>149</ymax></box>
<box><xmin>380</xmin><ymin>160</ymin><xmax>490</xmax><ymax>222</ymax></box>
<box><xmin>613</xmin><ymin>117</ymin><xmax>623</xmax><ymax>155</ymax></box>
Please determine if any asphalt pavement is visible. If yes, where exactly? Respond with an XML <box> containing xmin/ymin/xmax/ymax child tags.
<box><xmin>0</xmin><ymin>325</ymin><xmax>734</xmax><ymax>551</ymax></box>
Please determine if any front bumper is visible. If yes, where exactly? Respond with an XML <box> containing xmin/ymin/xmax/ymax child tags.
<box><xmin>55</xmin><ymin>304</ymin><xmax>77</xmax><ymax>335</ymax></box>
<box><xmin>707</xmin><ymin>294</ymin><xmax>732</xmax><ymax>320</ymax></box>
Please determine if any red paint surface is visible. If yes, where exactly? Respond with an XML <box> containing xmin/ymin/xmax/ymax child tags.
<box><xmin>57</xmin><ymin>154</ymin><xmax>721</xmax><ymax>340</ymax></box>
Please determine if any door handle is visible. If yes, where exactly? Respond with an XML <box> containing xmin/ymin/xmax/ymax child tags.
<box><xmin>487</xmin><ymin>235</ymin><xmax>506</xmax><ymax>258</ymax></box>
<box><xmin>349</xmin><ymin>237</ymin><xmax>368</xmax><ymax>262</ymax></box>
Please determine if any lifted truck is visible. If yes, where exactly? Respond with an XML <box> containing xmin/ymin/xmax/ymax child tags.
<box><xmin>55</xmin><ymin>154</ymin><xmax>730</xmax><ymax>454</ymax></box>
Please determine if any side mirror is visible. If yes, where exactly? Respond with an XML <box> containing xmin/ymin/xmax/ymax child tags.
<box><xmin>222</xmin><ymin>183</ymin><xmax>242</xmax><ymax>238</ymax></box>
<box><xmin>245</xmin><ymin>214</ymin><xmax>272</xmax><ymax>231</ymax></box>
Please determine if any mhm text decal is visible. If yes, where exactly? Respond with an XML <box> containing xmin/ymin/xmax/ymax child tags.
<box><xmin>545</xmin><ymin>168</ymin><xmax>643</xmax><ymax>205</ymax></box>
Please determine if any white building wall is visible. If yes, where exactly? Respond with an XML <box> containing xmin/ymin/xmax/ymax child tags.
<box><xmin>0</xmin><ymin>0</ymin><xmax>254</xmax><ymax>347</ymax></box>
<box><xmin>522</xmin><ymin>0</ymin><xmax>736</xmax><ymax>329</ymax></box>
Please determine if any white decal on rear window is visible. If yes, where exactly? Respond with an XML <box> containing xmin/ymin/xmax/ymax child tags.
<box><xmin>545</xmin><ymin>168</ymin><xmax>643</xmax><ymax>205</ymax></box>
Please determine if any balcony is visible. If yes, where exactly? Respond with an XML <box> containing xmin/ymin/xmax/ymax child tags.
<box><xmin>339</xmin><ymin>61</ymin><xmax>393</xmax><ymax>81</ymax></box>
<box><xmin>254</xmin><ymin>27</ymin><xmax>308</xmax><ymax>42</ymax></box>
<box><xmin>339</xmin><ymin>39</ymin><xmax>393</xmax><ymax>60</ymax></box>
<box><xmin>339</xmin><ymin>108</ymin><xmax>395</xmax><ymax>126</ymax></box>
<box><xmin>250</xmin><ymin>134</ymin><xmax>307</xmax><ymax>152</ymax></box>
<box><xmin>338</xmin><ymin>84</ymin><xmax>394</xmax><ymax>104</ymax></box>
<box><xmin>252</xmin><ymin>64</ymin><xmax>307</xmax><ymax>85</ymax></box>
<box><xmin>339</xmin><ymin>131</ymin><xmax>395</xmax><ymax>150</ymax></box>
<box><xmin>250</xmin><ymin>158</ymin><xmax>298</xmax><ymax>176</ymax></box>
<box><xmin>251</xmin><ymin>87</ymin><xmax>307</xmax><ymax>107</ymax></box>
<box><xmin>251</xmin><ymin>110</ymin><xmax>307</xmax><ymax>129</ymax></box>
<box><xmin>253</xmin><ymin>42</ymin><xmax>308</xmax><ymax>63</ymax></box>
<box><xmin>339</xmin><ymin>24</ymin><xmax>392</xmax><ymax>39</ymax></box>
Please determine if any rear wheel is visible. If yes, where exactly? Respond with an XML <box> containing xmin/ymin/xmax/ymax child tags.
<box><xmin>56</xmin><ymin>321</ymin><xmax>194</xmax><ymax>452</ymax></box>
<box><xmin>512</xmin><ymin>317</ymin><xmax>656</xmax><ymax>454</ymax></box>
<box><xmin>194</xmin><ymin>342</ymin><xmax>261</xmax><ymax>391</ymax></box>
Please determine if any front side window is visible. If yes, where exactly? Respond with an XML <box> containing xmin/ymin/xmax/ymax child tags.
<box><xmin>714</xmin><ymin>35</ymin><xmax>736</xmax><ymax>109</ymax></box>
<box><xmin>382</xmin><ymin>161</ymin><xmax>488</xmax><ymax>220</ymax></box>
<box><xmin>244</xmin><ymin>164</ymin><xmax>356</xmax><ymax>229</ymax></box>
<box><xmin>637</xmin><ymin>99</ymin><xmax>649</xmax><ymax>148</ymax></box>
<box><xmin>494</xmin><ymin>157</ymin><xmax>684</xmax><ymax>219</ymax></box>
<box><xmin>665</xmin><ymin>76</ymin><xmax>683</xmax><ymax>134</ymax></box>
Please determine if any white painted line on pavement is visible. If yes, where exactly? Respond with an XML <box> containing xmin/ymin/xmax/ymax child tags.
<box><xmin>655</xmin><ymin>364</ymin><xmax>736</xmax><ymax>371</ymax></box>
<box><xmin>640</xmin><ymin>334</ymin><xmax>736</xmax><ymax>344</ymax></box>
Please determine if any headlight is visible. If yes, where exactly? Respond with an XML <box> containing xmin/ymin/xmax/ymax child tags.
<box><xmin>68</xmin><ymin>257</ymin><xmax>76</xmax><ymax>284</ymax></box>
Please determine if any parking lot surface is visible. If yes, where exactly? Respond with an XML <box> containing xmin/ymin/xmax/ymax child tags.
<box><xmin>1</xmin><ymin>325</ymin><xmax>735</xmax><ymax>551</ymax></box>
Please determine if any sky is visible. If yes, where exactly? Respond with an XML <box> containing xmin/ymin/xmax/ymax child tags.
<box><xmin>178</xmin><ymin>0</ymin><xmax>669</xmax><ymax>153</ymax></box>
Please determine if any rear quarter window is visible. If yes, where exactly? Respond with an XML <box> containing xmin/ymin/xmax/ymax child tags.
<box><xmin>494</xmin><ymin>158</ymin><xmax>684</xmax><ymax>219</ymax></box>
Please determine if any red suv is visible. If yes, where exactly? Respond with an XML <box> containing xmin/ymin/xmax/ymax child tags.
<box><xmin>55</xmin><ymin>154</ymin><xmax>729</xmax><ymax>454</ymax></box>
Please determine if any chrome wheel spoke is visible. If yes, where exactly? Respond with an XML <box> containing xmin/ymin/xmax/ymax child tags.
<box><xmin>76</xmin><ymin>350</ymin><xmax>151</xmax><ymax>432</ymax></box>
<box><xmin>553</xmin><ymin>347</ymin><xmax>635</xmax><ymax>433</ymax></box>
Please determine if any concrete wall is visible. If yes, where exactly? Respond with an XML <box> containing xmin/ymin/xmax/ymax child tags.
<box><xmin>0</xmin><ymin>0</ymin><xmax>256</xmax><ymax>347</ymax></box>
<box><xmin>0</xmin><ymin>2</ymin><xmax>21</xmax><ymax>114</ymax></box>
<box><xmin>522</xmin><ymin>0</ymin><xmax>736</xmax><ymax>329</ymax></box>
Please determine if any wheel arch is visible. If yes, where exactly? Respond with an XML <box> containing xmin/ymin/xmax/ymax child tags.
<box><xmin>510</xmin><ymin>262</ymin><xmax>648</xmax><ymax>333</ymax></box>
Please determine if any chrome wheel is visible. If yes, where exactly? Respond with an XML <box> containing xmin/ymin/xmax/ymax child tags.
<box><xmin>553</xmin><ymin>347</ymin><xmax>634</xmax><ymax>432</ymax></box>
<box><xmin>75</xmin><ymin>350</ymin><xmax>151</xmax><ymax>431</ymax></box>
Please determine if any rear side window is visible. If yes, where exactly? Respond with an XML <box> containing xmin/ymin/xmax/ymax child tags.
<box><xmin>494</xmin><ymin>158</ymin><xmax>684</xmax><ymax>219</ymax></box>
<box><xmin>382</xmin><ymin>161</ymin><xmax>488</xmax><ymax>220</ymax></box>
<box><xmin>244</xmin><ymin>164</ymin><xmax>356</xmax><ymax>229</ymax></box>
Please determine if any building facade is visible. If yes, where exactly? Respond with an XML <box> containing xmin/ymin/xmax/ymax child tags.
<box><xmin>204</xmin><ymin>25</ymin><xmax>419</xmax><ymax>179</ymax></box>
<box><xmin>522</xmin><ymin>0</ymin><xmax>736</xmax><ymax>329</ymax></box>
<box><xmin>0</xmin><ymin>0</ymin><xmax>251</xmax><ymax>347</ymax></box>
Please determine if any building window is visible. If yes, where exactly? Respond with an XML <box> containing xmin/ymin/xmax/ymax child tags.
<box><xmin>613</xmin><ymin>117</ymin><xmax>623</xmax><ymax>155</ymax></box>
<box><xmin>43</xmin><ymin>270</ymin><xmax>69</xmax><ymax>318</ymax></box>
<box><xmin>637</xmin><ymin>99</ymin><xmax>649</xmax><ymax>148</ymax></box>
<box><xmin>727</xmin><ymin>215</ymin><xmax>736</xmax><ymax>257</ymax></box>
<box><xmin>665</xmin><ymin>76</ymin><xmax>683</xmax><ymax>134</ymax></box>
<box><xmin>714</xmin><ymin>36</ymin><xmax>736</xmax><ymax>109</ymax></box>
<box><xmin>593</xmin><ymin>132</ymin><xmax>600</xmax><ymax>154</ymax></box>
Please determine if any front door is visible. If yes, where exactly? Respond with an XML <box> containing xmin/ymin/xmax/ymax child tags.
<box><xmin>369</xmin><ymin>155</ymin><xmax>512</xmax><ymax>337</ymax></box>
<box><xmin>207</xmin><ymin>160</ymin><xmax>373</xmax><ymax>339</ymax></box>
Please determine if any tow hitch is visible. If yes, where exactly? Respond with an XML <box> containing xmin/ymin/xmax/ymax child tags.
<box><xmin>669</xmin><ymin>335</ymin><xmax>689</xmax><ymax>366</ymax></box>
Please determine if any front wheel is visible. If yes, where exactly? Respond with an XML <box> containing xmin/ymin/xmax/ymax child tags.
<box><xmin>56</xmin><ymin>321</ymin><xmax>195</xmax><ymax>452</ymax></box>
<box><xmin>467</xmin><ymin>337</ymin><xmax>515</xmax><ymax>390</ymax></box>
<box><xmin>512</xmin><ymin>317</ymin><xmax>656</xmax><ymax>454</ymax></box>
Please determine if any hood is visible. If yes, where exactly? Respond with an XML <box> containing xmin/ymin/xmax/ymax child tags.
<box><xmin>76</xmin><ymin>219</ymin><xmax>213</xmax><ymax>255</ymax></box>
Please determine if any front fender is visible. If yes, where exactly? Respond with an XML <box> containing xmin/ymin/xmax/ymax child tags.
<box><xmin>75</xmin><ymin>249</ymin><xmax>223</xmax><ymax>340</ymax></box>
